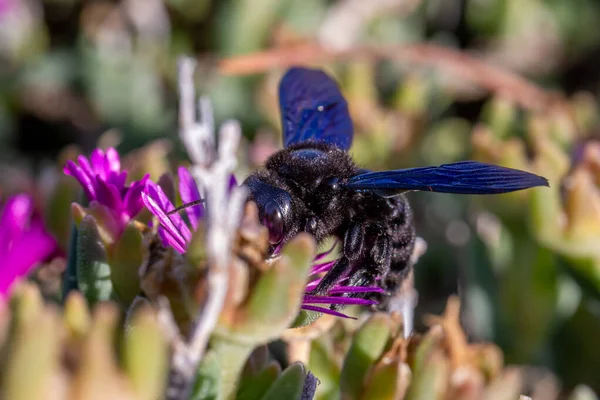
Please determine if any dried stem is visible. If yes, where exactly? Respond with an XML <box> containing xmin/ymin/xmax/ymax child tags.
<box><xmin>217</xmin><ymin>43</ymin><xmax>564</xmax><ymax>112</ymax></box>
<box><xmin>164</xmin><ymin>57</ymin><xmax>247</xmax><ymax>399</ymax></box>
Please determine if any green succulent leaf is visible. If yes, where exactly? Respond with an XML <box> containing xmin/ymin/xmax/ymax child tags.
<box><xmin>260</xmin><ymin>362</ymin><xmax>307</xmax><ymax>400</ymax></box>
<box><xmin>110</xmin><ymin>222</ymin><xmax>143</xmax><ymax>306</ymax></box>
<box><xmin>238</xmin><ymin>363</ymin><xmax>281</xmax><ymax>400</ymax></box>
<box><xmin>191</xmin><ymin>350</ymin><xmax>221</xmax><ymax>400</ymax></box>
<box><xmin>123</xmin><ymin>306</ymin><xmax>168</xmax><ymax>400</ymax></box>
<box><xmin>76</xmin><ymin>215</ymin><xmax>115</xmax><ymax>305</ymax></box>
<box><xmin>340</xmin><ymin>313</ymin><xmax>392</xmax><ymax>399</ymax></box>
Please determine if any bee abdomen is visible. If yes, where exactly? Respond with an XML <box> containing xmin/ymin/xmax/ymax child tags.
<box><xmin>385</xmin><ymin>195</ymin><xmax>417</xmax><ymax>288</ymax></box>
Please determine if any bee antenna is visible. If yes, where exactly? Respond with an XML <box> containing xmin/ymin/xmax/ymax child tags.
<box><xmin>166</xmin><ymin>199</ymin><xmax>205</xmax><ymax>216</ymax></box>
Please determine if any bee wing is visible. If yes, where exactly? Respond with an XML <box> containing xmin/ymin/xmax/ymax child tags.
<box><xmin>343</xmin><ymin>161</ymin><xmax>549</xmax><ymax>195</ymax></box>
<box><xmin>279</xmin><ymin>67</ymin><xmax>353</xmax><ymax>150</ymax></box>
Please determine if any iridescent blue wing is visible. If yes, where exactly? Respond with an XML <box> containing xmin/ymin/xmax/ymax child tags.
<box><xmin>343</xmin><ymin>161</ymin><xmax>549</xmax><ymax>195</ymax></box>
<box><xmin>279</xmin><ymin>67</ymin><xmax>353</xmax><ymax>150</ymax></box>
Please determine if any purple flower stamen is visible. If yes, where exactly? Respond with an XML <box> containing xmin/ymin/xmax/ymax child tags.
<box><xmin>0</xmin><ymin>194</ymin><xmax>57</xmax><ymax>298</ymax></box>
<box><xmin>300</xmin><ymin>244</ymin><xmax>385</xmax><ymax>318</ymax></box>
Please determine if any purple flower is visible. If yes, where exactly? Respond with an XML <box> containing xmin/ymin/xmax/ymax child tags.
<box><xmin>0</xmin><ymin>0</ymin><xmax>13</xmax><ymax>16</ymax></box>
<box><xmin>143</xmin><ymin>170</ymin><xmax>382</xmax><ymax>318</ymax></box>
<box><xmin>0</xmin><ymin>194</ymin><xmax>57</xmax><ymax>298</ymax></box>
<box><xmin>64</xmin><ymin>148</ymin><xmax>149</xmax><ymax>229</ymax></box>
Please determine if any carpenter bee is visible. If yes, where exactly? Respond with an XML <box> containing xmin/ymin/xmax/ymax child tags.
<box><xmin>242</xmin><ymin>67</ymin><xmax>549</xmax><ymax>312</ymax></box>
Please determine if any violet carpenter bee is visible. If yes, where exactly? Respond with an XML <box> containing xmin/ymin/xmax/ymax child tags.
<box><xmin>242</xmin><ymin>66</ymin><xmax>549</xmax><ymax>313</ymax></box>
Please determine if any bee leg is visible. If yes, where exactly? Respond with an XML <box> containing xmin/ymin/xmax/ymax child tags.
<box><xmin>309</xmin><ymin>256</ymin><xmax>350</xmax><ymax>296</ymax></box>
<box><xmin>328</xmin><ymin>234</ymin><xmax>393</xmax><ymax>311</ymax></box>
<box><xmin>344</xmin><ymin>233</ymin><xmax>392</xmax><ymax>292</ymax></box>
<box><xmin>309</xmin><ymin>223</ymin><xmax>364</xmax><ymax>296</ymax></box>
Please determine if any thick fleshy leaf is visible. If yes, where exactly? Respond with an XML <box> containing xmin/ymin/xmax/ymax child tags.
<box><xmin>191</xmin><ymin>351</ymin><xmax>221</xmax><ymax>400</ymax></box>
<box><xmin>237</xmin><ymin>233</ymin><xmax>315</xmax><ymax>340</ymax></box>
<box><xmin>110</xmin><ymin>222</ymin><xmax>143</xmax><ymax>306</ymax></box>
<box><xmin>1</xmin><ymin>298</ymin><xmax>62</xmax><ymax>400</ymax></box>
<box><xmin>260</xmin><ymin>363</ymin><xmax>307</xmax><ymax>400</ymax></box>
<box><xmin>340</xmin><ymin>314</ymin><xmax>392</xmax><ymax>398</ymax></box>
<box><xmin>123</xmin><ymin>305</ymin><xmax>168</xmax><ymax>400</ymax></box>
<box><xmin>238</xmin><ymin>362</ymin><xmax>281</xmax><ymax>400</ymax></box>
<box><xmin>76</xmin><ymin>215</ymin><xmax>114</xmax><ymax>304</ymax></box>
<box><xmin>64</xmin><ymin>291</ymin><xmax>91</xmax><ymax>338</ymax></box>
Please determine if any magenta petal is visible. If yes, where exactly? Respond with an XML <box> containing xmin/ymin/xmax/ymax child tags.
<box><xmin>110</xmin><ymin>171</ymin><xmax>127</xmax><ymax>192</ymax></box>
<box><xmin>142</xmin><ymin>192</ymin><xmax>188</xmax><ymax>253</ymax></box>
<box><xmin>228</xmin><ymin>174</ymin><xmax>238</xmax><ymax>192</ymax></box>
<box><xmin>90</xmin><ymin>149</ymin><xmax>108</xmax><ymax>180</ymax></box>
<box><xmin>142</xmin><ymin>182</ymin><xmax>192</xmax><ymax>248</ymax></box>
<box><xmin>0</xmin><ymin>195</ymin><xmax>33</xmax><ymax>258</ymax></box>
<box><xmin>0</xmin><ymin>194</ymin><xmax>33</xmax><ymax>241</ymax></box>
<box><xmin>303</xmin><ymin>295</ymin><xmax>377</xmax><ymax>306</ymax></box>
<box><xmin>310</xmin><ymin>260</ymin><xmax>336</xmax><ymax>274</ymax></box>
<box><xmin>328</xmin><ymin>286</ymin><xmax>385</xmax><ymax>294</ymax></box>
<box><xmin>77</xmin><ymin>154</ymin><xmax>95</xmax><ymax>182</ymax></box>
<box><xmin>304</xmin><ymin>276</ymin><xmax>323</xmax><ymax>291</ymax></box>
<box><xmin>123</xmin><ymin>175</ymin><xmax>149</xmax><ymax>218</ymax></box>
<box><xmin>301</xmin><ymin>305</ymin><xmax>355</xmax><ymax>319</ymax></box>
<box><xmin>96</xmin><ymin>178</ymin><xmax>123</xmax><ymax>212</ymax></box>
<box><xmin>105</xmin><ymin>147</ymin><xmax>121</xmax><ymax>173</ymax></box>
<box><xmin>156</xmin><ymin>226</ymin><xmax>186</xmax><ymax>254</ymax></box>
<box><xmin>0</xmin><ymin>226</ymin><xmax>56</xmax><ymax>296</ymax></box>
<box><xmin>178</xmin><ymin>167</ymin><xmax>203</xmax><ymax>230</ymax></box>
<box><xmin>64</xmin><ymin>161</ymin><xmax>96</xmax><ymax>200</ymax></box>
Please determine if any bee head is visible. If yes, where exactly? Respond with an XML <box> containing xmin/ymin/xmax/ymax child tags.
<box><xmin>243</xmin><ymin>175</ymin><xmax>296</xmax><ymax>250</ymax></box>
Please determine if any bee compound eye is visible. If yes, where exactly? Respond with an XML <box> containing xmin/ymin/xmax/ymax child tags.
<box><xmin>263</xmin><ymin>201</ymin><xmax>284</xmax><ymax>244</ymax></box>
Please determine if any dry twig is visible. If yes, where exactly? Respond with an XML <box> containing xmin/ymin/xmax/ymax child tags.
<box><xmin>217</xmin><ymin>43</ymin><xmax>564</xmax><ymax>112</ymax></box>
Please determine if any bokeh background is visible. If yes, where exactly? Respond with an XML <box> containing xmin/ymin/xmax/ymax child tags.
<box><xmin>1</xmin><ymin>0</ymin><xmax>600</xmax><ymax>395</ymax></box>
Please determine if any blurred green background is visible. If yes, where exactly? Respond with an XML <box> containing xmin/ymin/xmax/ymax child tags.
<box><xmin>1</xmin><ymin>0</ymin><xmax>600</xmax><ymax>395</ymax></box>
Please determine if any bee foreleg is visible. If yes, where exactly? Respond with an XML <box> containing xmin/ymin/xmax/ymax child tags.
<box><xmin>308</xmin><ymin>223</ymin><xmax>364</xmax><ymax>296</ymax></box>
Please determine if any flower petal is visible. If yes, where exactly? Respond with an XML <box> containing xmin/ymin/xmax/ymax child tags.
<box><xmin>0</xmin><ymin>194</ymin><xmax>34</xmax><ymax>258</ymax></box>
<box><xmin>310</xmin><ymin>260</ymin><xmax>337</xmax><ymax>274</ymax></box>
<box><xmin>156</xmin><ymin>226</ymin><xmax>186</xmax><ymax>254</ymax></box>
<box><xmin>110</xmin><ymin>171</ymin><xmax>127</xmax><ymax>192</ymax></box>
<box><xmin>64</xmin><ymin>160</ymin><xmax>96</xmax><ymax>200</ymax></box>
<box><xmin>229</xmin><ymin>174</ymin><xmax>238</xmax><ymax>191</ymax></box>
<box><xmin>77</xmin><ymin>154</ymin><xmax>95</xmax><ymax>181</ymax></box>
<box><xmin>123</xmin><ymin>175</ymin><xmax>149</xmax><ymax>219</ymax></box>
<box><xmin>0</xmin><ymin>194</ymin><xmax>33</xmax><ymax>238</ymax></box>
<box><xmin>303</xmin><ymin>295</ymin><xmax>377</xmax><ymax>306</ymax></box>
<box><xmin>178</xmin><ymin>167</ymin><xmax>203</xmax><ymax>230</ymax></box>
<box><xmin>96</xmin><ymin>177</ymin><xmax>124</xmax><ymax>212</ymax></box>
<box><xmin>0</xmin><ymin>223</ymin><xmax>56</xmax><ymax>296</ymax></box>
<box><xmin>328</xmin><ymin>286</ymin><xmax>385</xmax><ymax>294</ymax></box>
<box><xmin>142</xmin><ymin>181</ymin><xmax>192</xmax><ymax>250</ymax></box>
<box><xmin>142</xmin><ymin>191</ymin><xmax>188</xmax><ymax>253</ymax></box>
<box><xmin>300</xmin><ymin>305</ymin><xmax>355</xmax><ymax>319</ymax></box>
<box><xmin>90</xmin><ymin>148</ymin><xmax>108</xmax><ymax>180</ymax></box>
<box><xmin>105</xmin><ymin>147</ymin><xmax>121</xmax><ymax>173</ymax></box>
